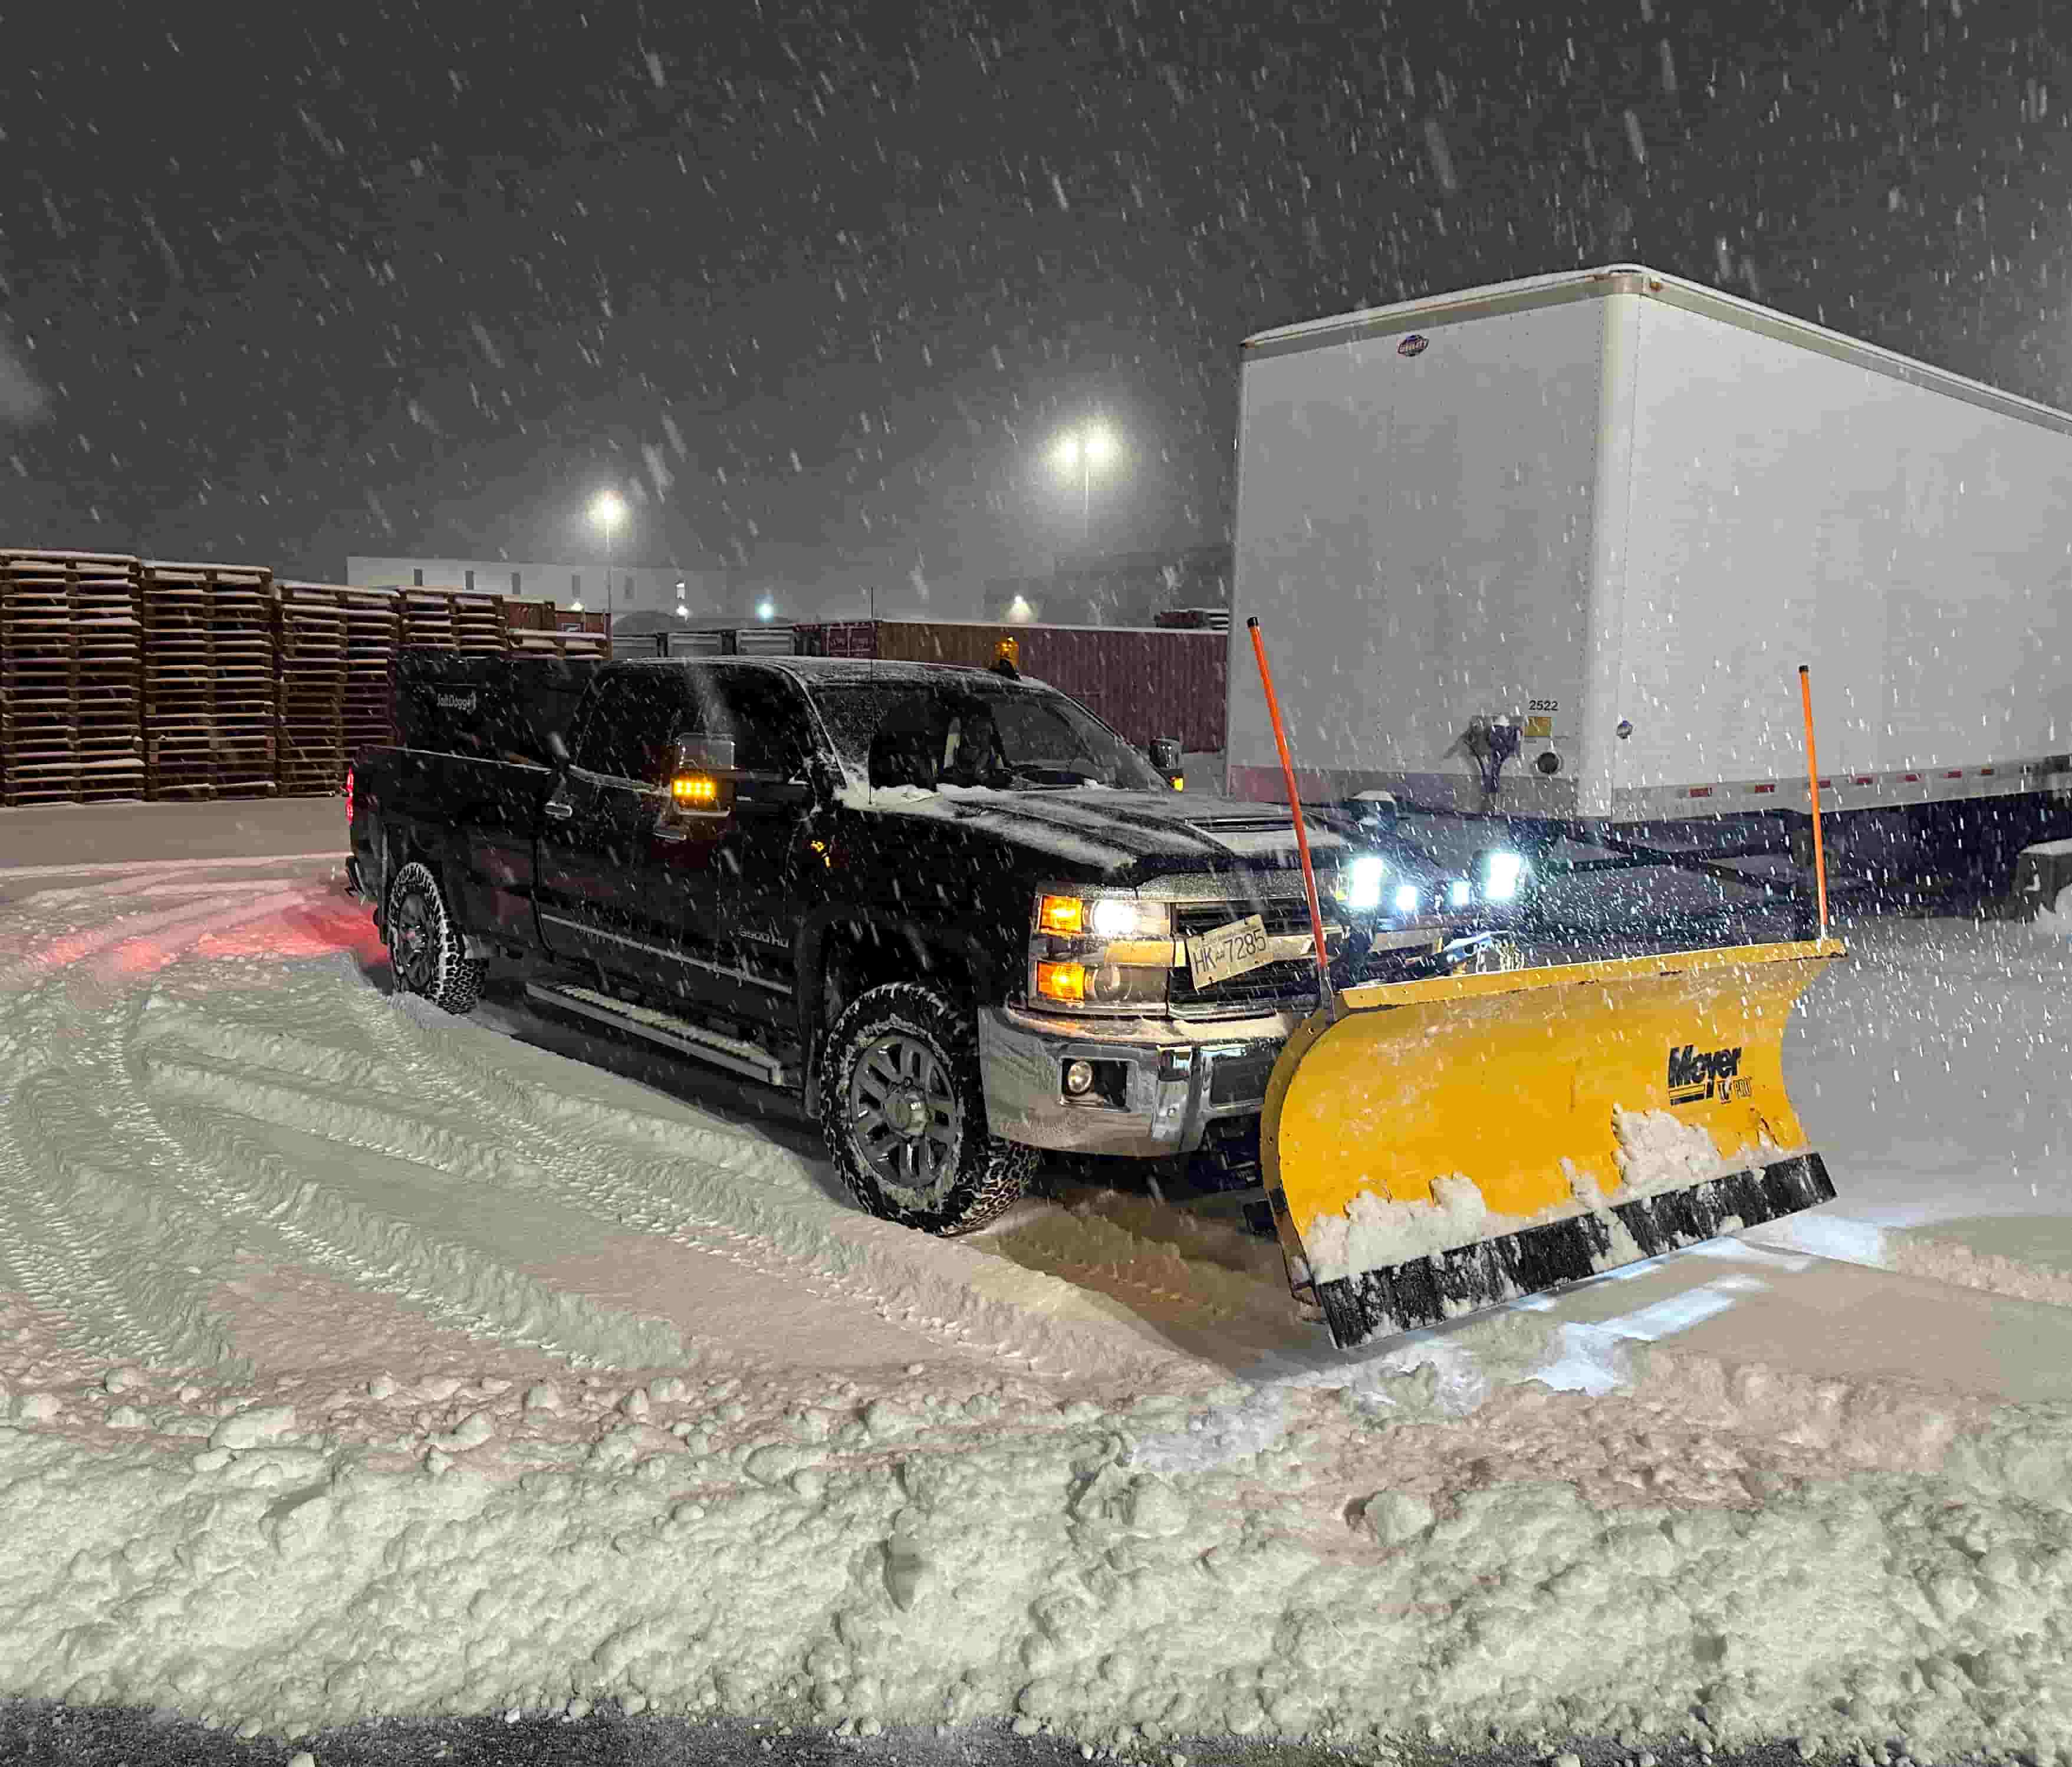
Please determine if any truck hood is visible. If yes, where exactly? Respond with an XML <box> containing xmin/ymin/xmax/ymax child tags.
<box><xmin>841</xmin><ymin>781</ymin><xmax>1351</xmax><ymax>880</ymax></box>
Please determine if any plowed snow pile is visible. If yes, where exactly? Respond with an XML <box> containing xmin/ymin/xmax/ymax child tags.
<box><xmin>2</xmin><ymin>858</ymin><xmax>2072</xmax><ymax>1761</ymax></box>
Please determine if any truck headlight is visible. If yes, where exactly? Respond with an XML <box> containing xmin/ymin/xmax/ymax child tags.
<box><xmin>1337</xmin><ymin>854</ymin><xmax>1387</xmax><ymax>912</ymax></box>
<box><xmin>1392</xmin><ymin>884</ymin><xmax>1422</xmax><ymax>916</ymax></box>
<box><xmin>1030</xmin><ymin>893</ymin><xmax>1173</xmax><ymax>1009</ymax></box>
<box><xmin>1481</xmin><ymin>850</ymin><xmax>1528</xmax><ymax>903</ymax></box>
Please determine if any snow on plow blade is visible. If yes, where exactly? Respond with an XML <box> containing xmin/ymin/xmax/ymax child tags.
<box><xmin>1261</xmin><ymin>937</ymin><xmax>1846</xmax><ymax>1349</ymax></box>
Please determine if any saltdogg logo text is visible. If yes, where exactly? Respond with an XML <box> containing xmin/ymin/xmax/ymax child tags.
<box><xmin>1666</xmin><ymin>1042</ymin><xmax>1744</xmax><ymax>1105</ymax></box>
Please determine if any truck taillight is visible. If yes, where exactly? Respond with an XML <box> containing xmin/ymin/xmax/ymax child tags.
<box><xmin>345</xmin><ymin>766</ymin><xmax>354</xmax><ymax>822</ymax></box>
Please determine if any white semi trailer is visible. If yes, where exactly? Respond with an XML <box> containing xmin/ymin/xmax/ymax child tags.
<box><xmin>1226</xmin><ymin>264</ymin><xmax>2072</xmax><ymax>878</ymax></box>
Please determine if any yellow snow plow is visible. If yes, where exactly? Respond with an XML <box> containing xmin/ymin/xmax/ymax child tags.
<box><xmin>1242</xmin><ymin>621</ymin><xmax>1849</xmax><ymax>1350</ymax></box>
<box><xmin>1261</xmin><ymin>936</ymin><xmax>1846</xmax><ymax>1347</ymax></box>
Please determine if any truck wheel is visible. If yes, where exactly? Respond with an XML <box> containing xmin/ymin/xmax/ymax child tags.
<box><xmin>383</xmin><ymin>860</ymin><xmax>487</xmax><ymax>1015</ymax></box>
<box><xmin>818</xmin><ymin>982</ymin><xmax>1035</xmax><ymax>1235</ymax></box>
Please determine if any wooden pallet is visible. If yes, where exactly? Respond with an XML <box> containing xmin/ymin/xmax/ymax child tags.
<box><xmin>272</xmin><ymin>584</ymin><xmax>347</xmax><ymax>796</ymax></box>
<box><xmin>509</xmin><ymin>628</ymin><xmax>609</xmax><ymax>657</ymax></box>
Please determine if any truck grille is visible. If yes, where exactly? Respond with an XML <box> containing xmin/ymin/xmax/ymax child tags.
<box><xmin>1171</xmin><ymin>900</ymin><xmax>1333</xmax><ymax>1016</ymax></box>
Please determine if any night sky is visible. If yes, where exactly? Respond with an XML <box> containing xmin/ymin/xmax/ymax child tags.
<box><xmin>3</xmin><ymin>1</ymin><xmax>2066</xmax><ymax>614</ymax></box>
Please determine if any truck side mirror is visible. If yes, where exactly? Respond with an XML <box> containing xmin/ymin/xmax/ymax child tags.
<box><xmin>806</xmin><ymin>753</ymin><xmax>843</xmax><ymax>805</ymax></box>
<box><xmin>1148</xmin><ymin>736</ymin><xmax>1184</xmax><ymax>790</ymax></box>
<box><xmin>660</xmin><ymin>732</ymin><xmax>738</xmax><ymax>830</ymax></box>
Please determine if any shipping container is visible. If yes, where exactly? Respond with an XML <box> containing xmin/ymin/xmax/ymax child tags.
<box><xmin>1227</xmin><ymin>264</ymin><xmax>2072</xmax><ymax>822</ymax></box>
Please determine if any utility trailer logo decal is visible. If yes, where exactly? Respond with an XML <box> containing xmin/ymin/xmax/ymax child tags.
<box><xmin>1667</xmin><ymin>1042</ymin><xmax>1745</xmax><ymax>1104</ymax></box>
<box><xmin>434</xmin><ymin>692</ymin><xmax>480</xmax><ymax>713</ymax></box>
<box><xmin>1397</xmin><ymin>334</ymin><xmax>1429</xmax><ymax>357</ymax></box>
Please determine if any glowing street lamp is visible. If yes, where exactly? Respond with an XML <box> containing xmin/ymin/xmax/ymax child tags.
<box><xmin>757</xmin><ymin>598</ymin><xmax>776</xmax><ymax>622</ymax></box>
<box><xmin>1050</xmin><ymin>424</ymin><xmax>1119</xmax><ymax>545</ymax></box>
<box><xmin>589</xmin><ymin>489</ymin><xmax>626</xmax><ymax>630</ymax></box>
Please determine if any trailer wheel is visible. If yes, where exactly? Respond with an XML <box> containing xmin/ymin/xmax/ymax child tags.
<box><xmin>383</xmin><ymin>861</ymin><xmax>487</xmax><ymax>1016</ymax></box>
<box><xmin>818</xmin><ymin>982</ymin><xmax>1035</xmax><ymax>1235</ymax></box>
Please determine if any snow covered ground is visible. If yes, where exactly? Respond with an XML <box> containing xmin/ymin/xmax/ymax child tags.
<box><xmin>1</xmin><ymin>821</ymin><xmax>2071</xmax><ymax>1763</ymax></box>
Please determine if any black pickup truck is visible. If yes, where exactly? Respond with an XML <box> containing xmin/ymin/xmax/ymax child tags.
<box><xmin>347</xmin><ymin>648</ymin><xmax>1500</xmax><ymax>1236</ymax></box>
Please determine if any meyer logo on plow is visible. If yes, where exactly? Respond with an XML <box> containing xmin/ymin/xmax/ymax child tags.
<box><xmin>1667</xmin><ymin>1042</ymin><xmax>1744</xmax><ymax>1104</ymax></box>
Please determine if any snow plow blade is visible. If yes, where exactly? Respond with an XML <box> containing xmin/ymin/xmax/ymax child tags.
<box><xmin>1261</xmin><ymin>937</ymin><xmax>1846</xmax><ymax>1349</ymax></box>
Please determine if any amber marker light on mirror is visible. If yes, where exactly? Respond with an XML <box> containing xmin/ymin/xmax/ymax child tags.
<box><xmin>671</xmin><ymin>774</ymin><xmax>719</xmax><ymax>807</ymax></box>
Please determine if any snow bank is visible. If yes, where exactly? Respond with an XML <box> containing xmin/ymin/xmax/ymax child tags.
<box><xmin>8</xmin><ymin>862</ymin><xmax>2072</xmax><ymax>1761</ymax></box>
<box><xmin>0</xmin><ymin>1337</ymin><xmax>2067</xmax><ymax>1764</ymax></box>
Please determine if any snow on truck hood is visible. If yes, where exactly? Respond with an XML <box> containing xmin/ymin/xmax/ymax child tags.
<box><xmin>834</xmin><ymin>781</ymin><xmax>1349</xmax><ymax>877</ymax></box>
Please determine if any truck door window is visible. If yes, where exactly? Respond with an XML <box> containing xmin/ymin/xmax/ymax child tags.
<box><xmin>702</xmin><ymin>670</ymin><xmax>813</xmax><ymax>781</ymax></box>
<box><xmin>572</xmin><ymin>671</ymin><xmax>689</xmax><ymax>785</ymax></box>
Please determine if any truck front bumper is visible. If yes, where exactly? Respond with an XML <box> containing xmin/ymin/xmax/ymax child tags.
<box><xmin>976</xmin><ymin>1003</ymin><xmax>1303</xmax><ymax>1159</ymax></box>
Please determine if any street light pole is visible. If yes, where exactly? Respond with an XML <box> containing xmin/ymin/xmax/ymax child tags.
<box><xmin>1052</xmin><ymin>423</ymin><xmax>1115</xmax><ymax>555</ymax></box>
<box><xmin>588</xmin><ymin>488</ymin><xmax>626</xmax><ymax>653</ymax></box>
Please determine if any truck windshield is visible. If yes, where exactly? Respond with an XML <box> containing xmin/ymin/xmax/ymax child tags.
<box><xmin>810</xmin><ymin>680</ymin><xmax>1167</xmax><ymax>792</ymax></box>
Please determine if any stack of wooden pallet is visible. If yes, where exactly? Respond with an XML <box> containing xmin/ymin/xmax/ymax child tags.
<box><xmin>337</xmin><ymin>588</ymin><xmax>400</xmax><ymax>768</ymax></box>
<box><xmin>204</xmin><ymin>563</ymin><xmax>277</xmax><ymax>797</ymax></box>
<box><xmin>138</xmin><ymin>561</ymin><xmax>279</xmax><ymax>798</ymax></box>
<box><xmin>70</xmin><ymin>554</ymin><xmax>146</xmax><ymax>801</ymax></box>
<box><xmin>0</xmin><ymin>552</ymin><xmax>86</xmax><ymax>804</ymax></box>
<box><xmin>140</xmin><ymin>564</ymin><xmax>215</xmax><ymax>798</ymax></box>
<box><xmin>400</xmin><ymin>588</ymin><xmax>507</xmax><ymax>652</ymax></box>
<box><xmin>400</xmin><ymin>590</ymin><xmax>457</xmax><ymax>648</ymax></box>
<box><xmin>455</xmin><ymin>593</ymin><xmax>505</xmax><ymax>651</ymax></box>
<box><xmin>273</xmin><ymin>583</ymin><xmax>347</xmax><ymax>795</ymax></box>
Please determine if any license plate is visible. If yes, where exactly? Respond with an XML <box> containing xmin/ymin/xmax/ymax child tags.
<box><xmin>1186</xmin><ymin>914</ymin><xmax>1273</xmax><ymax>988</ymax></box>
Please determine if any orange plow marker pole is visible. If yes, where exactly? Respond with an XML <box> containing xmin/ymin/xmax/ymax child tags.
<box><xmin>1798</xmin><ymin>664</ymin><xmax>1829</xmax><ymax>940</ymax></box>
<box><xmin>1247</xmin><ymin>616</ymin><xmax>1335</xmax><ymax>1021</ymax></box>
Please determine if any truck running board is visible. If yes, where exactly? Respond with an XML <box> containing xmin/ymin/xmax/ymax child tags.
<box><xmin>523</xmin><ymin>982</ymin><xmax>798</xmax><ymax>1090</ymax></box>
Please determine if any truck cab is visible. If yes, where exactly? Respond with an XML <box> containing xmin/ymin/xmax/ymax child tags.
<box><xmin>349</xmin><ymin>652</ymin><xmax>1498</xmax><ymax>1236</ymax></box>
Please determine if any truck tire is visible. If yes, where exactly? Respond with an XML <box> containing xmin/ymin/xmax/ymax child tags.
<box><xmin>817</xmin><ymin>981</ymin><xmax>1035</xmax><ymax>1235</ymax></box>
<box><xmin>383</xmin><ymin>860</ymin><xmax>487</xmax><ymax>1016</ymax></box>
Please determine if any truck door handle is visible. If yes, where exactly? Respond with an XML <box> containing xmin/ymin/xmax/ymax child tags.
<box><xmin>543</xmin><ymin>797</ymin><xmax>574</xmax><ymax>820</ymax></box>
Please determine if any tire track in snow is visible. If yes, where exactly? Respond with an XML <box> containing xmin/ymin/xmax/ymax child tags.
<box><xmin>352</xmin><ymin>979</ymin><xmax>1126</xmax><ymax>1374</ymax></box>
<box><xmin>110</xmin><ymin>998</ymin><xmax>684</xmax><ymax>1371</ymax></box>
<box><xmin>180</xmin><ymin>984</ymin><xmax>1075</xmax><ymax>1376</ymax></box>
<box><xmin>0</xmin><ymin>886</ymin><xmax>361</xmax><ymax>1370</ymax></box>
<box><xmin>0</xmin><ymin>889</ymin><xmax>305</xmax><ymax>993</ymax></box>
<box><xmin>0</xmin><ymin>1067</ymin><xmax>240</xmax><ymax>1373</ymax></box>
<box><xmin>0</xmin><ymin>876</ymin><xmax>669</xmax><ymax>1373</ymax></box>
